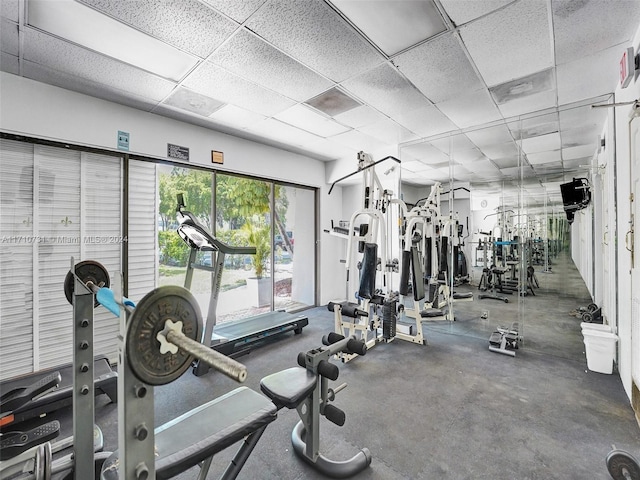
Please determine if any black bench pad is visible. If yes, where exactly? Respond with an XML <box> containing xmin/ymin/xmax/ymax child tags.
<box><xmin>453</xmin><ymin>292</ymin><xmax>473</xmax><ymax>300</ymax></box>
<box><xmin>100</xmin><ymin>386</ymin><xmax>277</xmax><ymax>480</ymax></box>
<box><xmin>420</xmin><ymin>308</ymin><xmax>444</xmax><ymax>318</ymax></box>
<box><xmin>260</xmin><ymin>367</ymin><xmax>316</xmax><ymax>410</ymax></box>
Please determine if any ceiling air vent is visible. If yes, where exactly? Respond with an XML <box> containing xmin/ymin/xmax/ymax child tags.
<box><xmin>304</xmin><ymin>87</ymin><xmax>362</xmax><ymax>117</ymax></box>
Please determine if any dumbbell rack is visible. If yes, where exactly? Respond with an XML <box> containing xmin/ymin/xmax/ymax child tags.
<box><xmin>69</xmin><ymin>257</ymin><xmax>101</xmax><ymax>480</ymax></box>
<box><xmin>69</xmin><ymin>258</ymin><xmax>156</xmax><ymax>479</ymax></box>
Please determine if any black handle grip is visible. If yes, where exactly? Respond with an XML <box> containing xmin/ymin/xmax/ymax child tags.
<box><xmin>317</xmin><ymin>360</ymin><xmax>339</xmax><ymax>381</ymax></box>
<box><xmin>297</xmin><ymin>352</ymin><xmax>306</xmax><ymax>369</ymax></box>
<box><xmin>324</xmin><ymin>332</ymin><xmax>345</xmax><ymax>345</ymax></box>
<box><xmin>323</xmin><ymin>404</ymin><xmax>346</xmax><ymax>427</ymax></box>
<box><xmin>346</xmin><ymin>339</ymin><xmax>367</xmax><ymax>356</ymax></box>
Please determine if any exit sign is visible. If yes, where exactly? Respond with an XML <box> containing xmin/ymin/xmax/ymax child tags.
<box><xmin>620</xmin><ymin>47</ymin><xmax>635</xmax><ymax>89</ymax></box>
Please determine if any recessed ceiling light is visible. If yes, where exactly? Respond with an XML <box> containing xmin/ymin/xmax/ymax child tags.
<box><xmin>27</xmin><ymin>0</ymin><xmax>198</xmax><ymax>82</ymax></box>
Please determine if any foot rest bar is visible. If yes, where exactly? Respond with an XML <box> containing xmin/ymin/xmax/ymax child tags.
<box><xmin>291</xmin><ymin>422</ymin><xmax>371</xmax><ymax>479</ymax></box>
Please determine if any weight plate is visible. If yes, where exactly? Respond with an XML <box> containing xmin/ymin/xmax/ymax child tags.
<box><xmin>126</xmin><ymin>285</ymin><xmax>202</xmax><ymax>386</ymax></box>
<box><xmin>587</xmin><ymin>303</ymin><xmax>598</xmax><ymax>313</ymax></box>
<box><xmin>582</xmin><ymin>312</ymin><xmax>593</xmax><ymax>323</ymax></box>
<box><xmin>64</xmin><ymin>260</ymin><xmax>110</xmax><ymax>307</ymax></box>
<box><xmin>606</xmin><ymin>450</ymin><xmax>640</xmax><ymax>480</ymax></box>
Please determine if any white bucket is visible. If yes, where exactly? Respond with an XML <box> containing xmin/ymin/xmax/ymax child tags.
<box><xmin>580</xmin><ymin>322</ymin><xmax>612</xmax><ymax>333</ymax></box>
<box><xmin>582</xmin><ymin>329</ymin><xmax>618</xmax><ymax>374</ymax></box>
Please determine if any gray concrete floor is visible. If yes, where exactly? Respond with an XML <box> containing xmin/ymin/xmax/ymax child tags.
<box><xmin>54</xmin><ymin>251</ymin><xmax>639</xmax><ymax>479</ymax></box>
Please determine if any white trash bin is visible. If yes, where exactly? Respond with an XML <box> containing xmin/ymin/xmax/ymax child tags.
<box><xmin>582</xmin><ymin>328</ymin><xmax>618</xmax><ymax>374</ymax></box>
<box><xmin>580</xmin><ymin>322</ymin><xmax>612</xmax><ymax>333</ymax></box>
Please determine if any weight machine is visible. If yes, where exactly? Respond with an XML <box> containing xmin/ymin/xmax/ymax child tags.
<box><xmin>326</xmin><ymin>152</ymin><xmax>403</xmax><ymax>360</ymax></box>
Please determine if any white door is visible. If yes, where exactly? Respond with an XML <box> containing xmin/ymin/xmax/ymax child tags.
<box><xmin>630</xmin><ymin>113</ymin><xmax>640</xmax><ymax>396</ymax></box>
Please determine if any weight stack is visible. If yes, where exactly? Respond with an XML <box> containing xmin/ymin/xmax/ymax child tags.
<box><xmin>382</xmin><ymin>298</ymin><xmax>397</xmax><ymax>340</ymax></box>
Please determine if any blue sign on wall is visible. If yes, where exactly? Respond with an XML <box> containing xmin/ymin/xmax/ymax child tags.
<box><xmin>117</xmin><ymin>131</ymin><xmax>130</xmax><ymax>151</ymax></box>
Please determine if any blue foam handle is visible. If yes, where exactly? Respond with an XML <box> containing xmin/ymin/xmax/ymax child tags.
<box><xmin>96</xmin><ymin>288</ymin><xmax>135</xmax><ymax>317</ymax></box>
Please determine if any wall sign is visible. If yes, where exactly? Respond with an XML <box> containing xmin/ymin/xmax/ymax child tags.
<box><xmin>620</xmin><ymin>46</ymin><xmax>635</xmax><ymax>89</ymax></box>
<box><xmin>167</xmin><ymin>143</ymin><xmax>189</xmax><ymax>161</ymax></box>
<box><xmin>117</xmin><ymin>131</ymin><xmax>129</xmax><ymax>151</ymax></box>
<box><xmin>211</xmin><ymin>150</ymin><xmax>224</xmax><ymax>164</ymax></box>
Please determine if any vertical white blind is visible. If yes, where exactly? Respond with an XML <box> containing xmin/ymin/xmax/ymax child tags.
<box><xmin>82</xmin><ymin>152</ymin><xmax>123</xmax><ymax>362</ymax></box>
<box><xmin>35</xmin><ymin>144</ymin><xmax>82</xmax><ymax>370</ymax></box>
<box><xmin>0</xmin><ymin>141</ymin><xmax>124</xmax><ymax>377</ymax></box>
<box><xmin>127</xmin><ymin>160</ymin><xmax>157</xmax><ymax>301</ymax></box>
<box><xmin>0</xmin><ymin>139</ymin><xmax>35</xmax><ymax>377</ymax></box>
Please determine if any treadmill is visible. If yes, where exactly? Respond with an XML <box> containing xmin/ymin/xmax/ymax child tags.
<box><xmin>175</xmin><ymin>194</ymin><xmax>308</xmax><ymax>376</ymax></box>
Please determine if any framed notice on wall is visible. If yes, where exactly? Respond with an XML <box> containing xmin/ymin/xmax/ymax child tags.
<box><xmin>212</xmin><ymin>150</ymin><xmax>224</xmax><ymax>164</ymax></box>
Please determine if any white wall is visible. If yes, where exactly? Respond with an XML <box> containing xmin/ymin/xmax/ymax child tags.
<box><xmin>0</xmin><ymin>72</ymin><xmax>344</xmax><ymax>305</ymax></box>
<box><xmin>612</xmin><ymin>23</ymin><xmax>640</xmax><ymax>399</ymax></box>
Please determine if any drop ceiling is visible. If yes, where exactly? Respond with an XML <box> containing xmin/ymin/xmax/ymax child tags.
<box><xmin>1</xmin><ymin>0</ymin><xmax>638</xmax><ymax>210</ymax></box>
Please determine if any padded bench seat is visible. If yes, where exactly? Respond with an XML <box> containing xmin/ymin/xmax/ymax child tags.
<box><xmin>420</xmin><ymin>308</ymin><xmax>444</xmax><ymax>318</ymax></box>
<box><xmin>260</xmin><ymin>367</ymin><xmax>317</xmax><ymax>410</ymax></box>
<box><xmin>100</xmin><ymin>386</ymin><xmax>277</xmax><ymax>480</ymax></box>
<box><xmin>452</xmin><ymin>292</ymin><xmax>473</xmax><ymax>300</ymax></box>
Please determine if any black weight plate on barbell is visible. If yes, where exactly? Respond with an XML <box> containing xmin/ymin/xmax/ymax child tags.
<box><xmin>64</xmin><ymin>260</ymin><xmax>110</xmax><ymax>308</ymax></box>
<box><xmin>587</xmin><ymin>303</ymin><xmax>598</xmax><ymax>313</ymax></box>
<box><xmin>126</xmin><ymin>285</ymin><xmax>202</xmax><ymax>386</ymax></box>
<box><xmin>606</xmin><ymin>450</ymin><xmax>640</xmax><ymax>480</ymax></box>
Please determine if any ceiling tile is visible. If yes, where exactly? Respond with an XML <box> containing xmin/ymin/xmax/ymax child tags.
<box><xmin>478</xmin><ymin>141</ymin><xmax>519</xmax><ymax>160</ymax></box>
<box><xmin>333</xmin><ymin>104</ymin><xmax>388</xmax><ymax>128</ymax></box>
<box><xmin>561</xmin><ymin>127</ymin><xmax>599</xmax><ymax>149</ymax></box>
<box><xmin>79</xmin><ymin>0</ymin><xmax>237</xmax><ymax>58</ymax></box>
<box><xmin>0</xmin><ymin>0</ymin><xmax>18</xmax><ymax>21</ymax></box>
<box><xmin>329</xmin><ymin>129</ymin><xmax>389</xmax><ymax>152</ymax></box>
<box><xmin>557</xmin><ymin>45</ymin><xmax>621</xmax><ymax>105</ymax></box>
<box><xmin>208</xmin><ymin>104</ymin><xmax>266</xmax><ymax>129</ymax></box>
<box><xmin>275</xmin><ymin>104</ymin><xmax>351</xmax><ymax>137</ymax></box>
<box><xmin>394</xmin><ymin>32</ymin><xmax>485</xmax><ymax>103</ymax></box>
<box><xmin>436</xmin><ymin>88</ymin><xmax>502</xmax><ymax>129</ymax></box>
<box><xmin>22</xmin><ymin>60</ymin><xmax>160</xmax><ymax>111</ymax></box>
<box><xmin>245</xmin><ymin>118</ymin><xmax>323</xmax><ymax>148</ymax></box>
<box><xmin>183</xmin><ymin>61</ymin><xmax>295</xmax><ymax>116</ymax></box>
<box><xmin>559</xmin><ymin>102</ymin><xmax>608</xmax><ymax>132</ymax></box>
<box><xmin>342</xmin><ymin>63</ymin><xmax>432</xmax><ymax>117</ymax></box>
<box><xmin>563</xmin><ymin>144</ymin><xmax>595</xmax><ymax>161</ymax></box>
<box><xmin>527</xmin><ymin>150</ymin><xmax>562</xmax><ymax>165</ymax></box>
<box><xmin>401</xmin><ymin>142</ymin><xmax>450</xmax><ymax>164</ymax></box>
<box><xmin>509</xmin><ymin>112</ymin><xmax>559</xmax><ymax>140</ymax></box>
<box><xmin>1</xmin><ymin>18</ymin><xmax>18</xmax><ymax>55</ymax></box>
<box><xmin>162</xmin><ymin>87</ymin><xmax>225</xmax><ymax>116</ymax></box>
<box><xmin>358</xmin><ymin>117</ymin><xmax>418</xmax><ymax>145</ymax></box>
<box><xmin>459</xmin><ymin>0</ymin><xmax>552</xmax><ymax>86</ymax></box>
<box><xmin>497</xmin><ymin>89</ymin><xmax>558</xmax><ymax>122</ymax></box>
<box><xmin>245</xmin><ymin>0</ymin><xmax>384</xmax><ymax>82</ymax></box>
<box><xmin>490</xmin><ymin>68</ymin><xmax>554</xmax><ymax>104</ymax></box>
<box><xmin>201</xmin><ymin>0</ymin><xmax>265</xmax><ymax>23</ymax></box>
<box><xmin>392</xmin><ymin>105</ymin><xmax>457</xmax><ymax>138</ymax></box>
<box><xmin>492</xmin><ymin>157</ymin><xmax>519</xmax><ymax>169</ymax></box>
<box><xmin>429</xmin><ymin>133</ymin><xmax>477</xmax><ymax>155</ymax></box>
<box><xmin>23</xmin><ymin>28</ymin><xmax>177</xmax><ymax>102</ymax></box>
<box><xmin>332</xmin><ymin>0</ymin><xmax>446</xmax><ymax>57</ymax></box>
<box><xmin>1</xmin><ymin>52</ymin><xmax>19</xmax><ymax>74</ymax></box>
<box><xmin>210</xmin><ymin>29</ymin><xmax>333</xmax><ymax>102</ymax></box>
<box><xmin>519</xmin><ymin>132</ymin><xmax>561</xmax><ymax>154</ymax></box>
<box><xmin>439</xmin><ymin>0</ymin><xmax>512</xmax><ymax>26</ymax></box>
<box><xmin>553</xmin><ymin>0</ymin><xmax>640</xmax><ymax>65</ymax></box>
<box><xmin>465</xmin><ymin>124</ymin><xmax>513</xmax><ymax>148</ymax></box>
<box><xmin>402</xmin><ymin>160</ymin><xmax>436</xmax><ymax>173</ymax></box>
